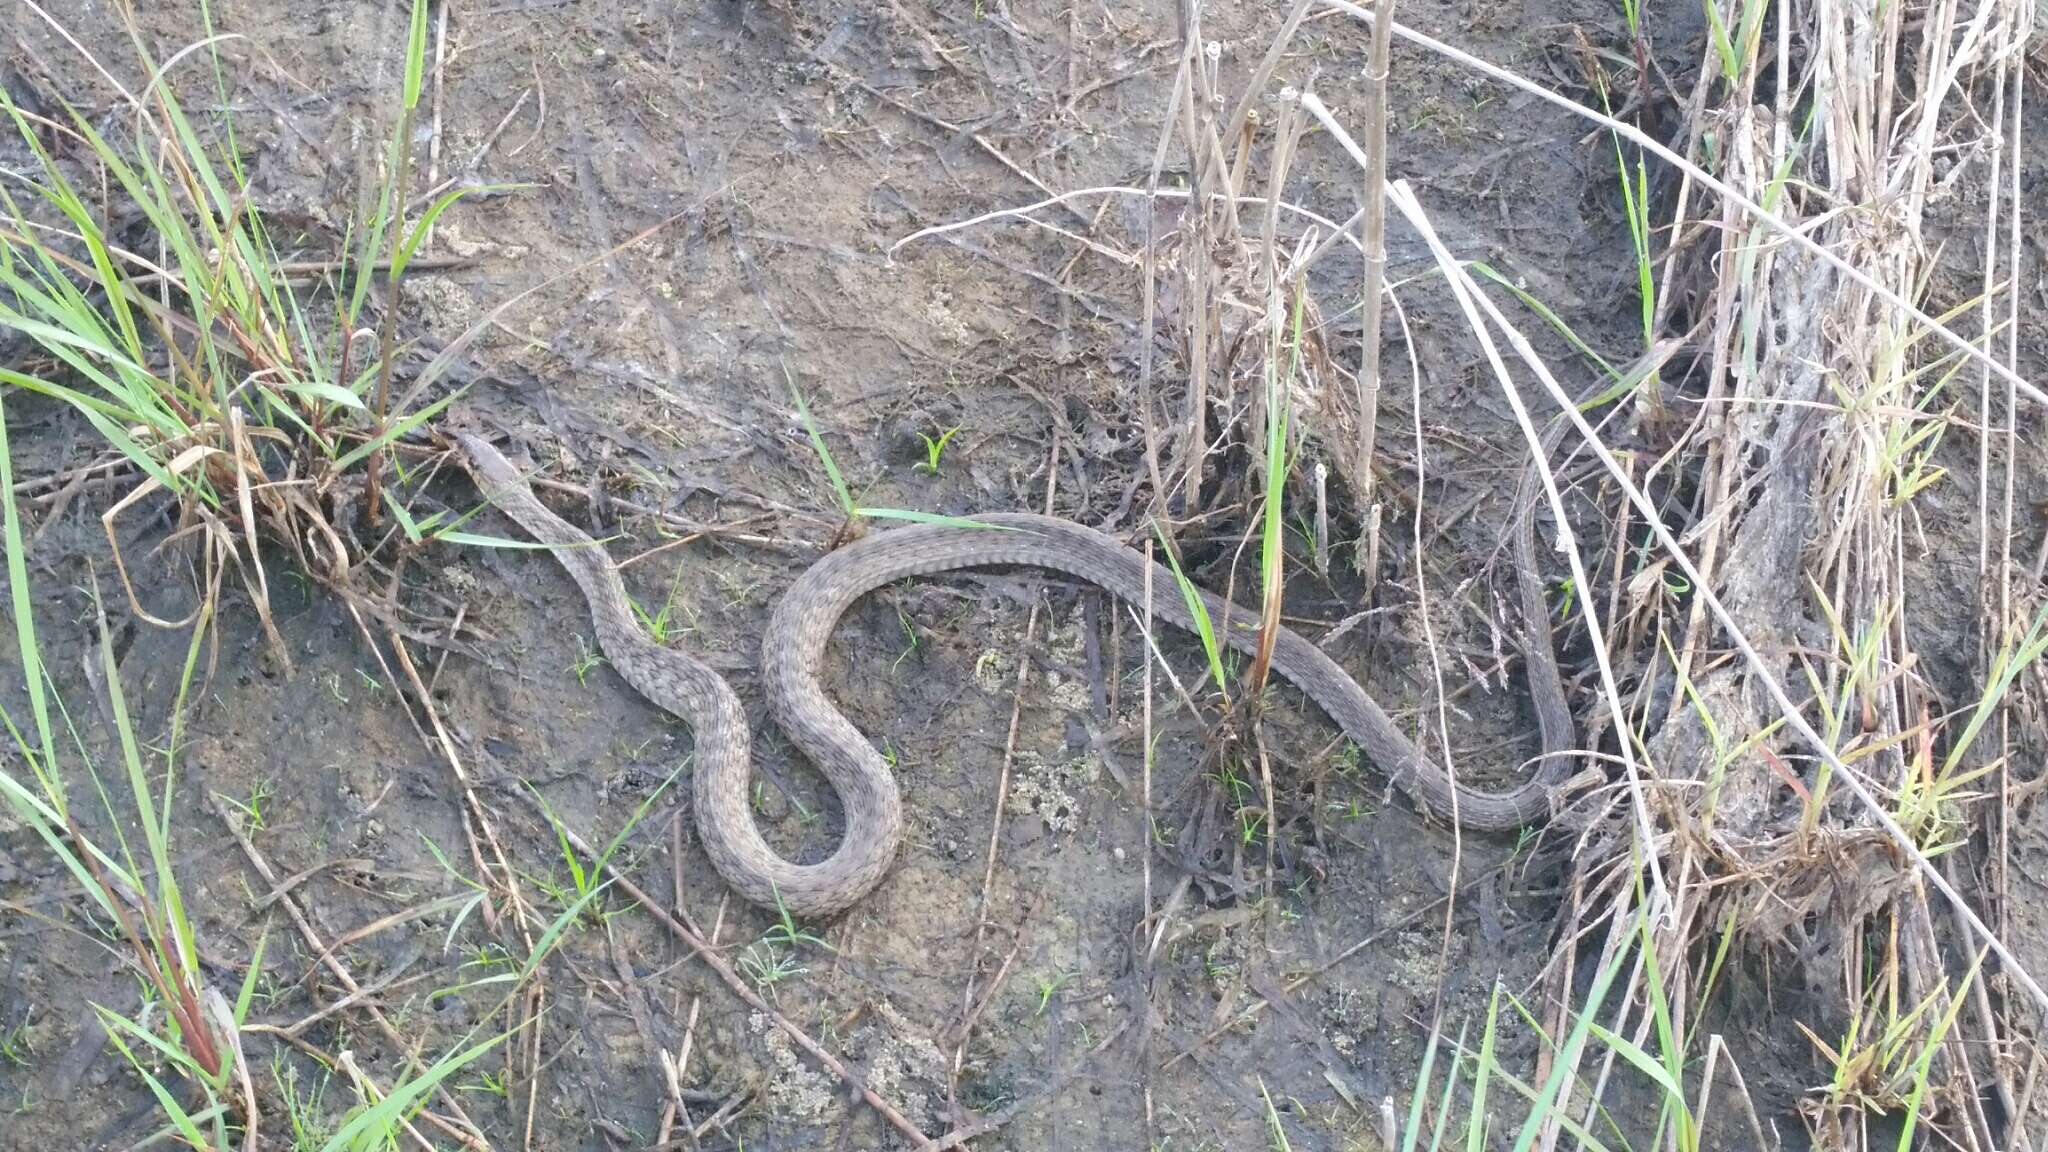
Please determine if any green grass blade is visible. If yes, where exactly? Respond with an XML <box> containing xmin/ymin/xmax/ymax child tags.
<box><xmin>0</xmin><ymin>765</ymin><xmax>112</xmax><ymax>916</ymax></box>
<box><xmin>1509</xmin><ymin>908</ymin><xmax>1638</xmax><ymax>1152</ymax></box>
<box><xmin>1634</xmin><ymin>833</ymin><xmax>1692</xmax><ymax>1149</ymax></box>
<box><xmin>526</xmin><ymin>784</ymin><xmax>589</xmax><ymax>895</ymax></box>
<box><xmin>95</xmin><ymin>588</ymin><xmax>196</xmax><ymax>979</ymax></box>
<box><xmin>1151</xmin><ymin>519</ymin><xmax>1228</xmax><ymax>690</ymax></box>
<box><xmin>853</xmin><ymin>507</ymin><xmax>1017</xmax><ymax>530</ymax></box>
<box><xmin>520</xmin><ymin>878</ymin><xmax>616</xmax><ymax>982</ymax></box>
<box><xmin>1256</xmin><ymin>288</ymin><xmax>1301</xmax><ymax>682</ymax></box>
<box><xmin>1896</xmin><ymin>952</ymin><xmax>1984</xmax><ymax>1151</ymax></box>
<box><xmin>1583</xmin><ymin>1021</ymin><xmax>1684</xmax><ymax>1099</ymax></box>
<box><xmin>1701</xmin><ymin>0</ymin><xmax>1739</xmax><ymax>81</ymax></box>
<box><xmin>790</xmin><ymin>380</ymin><xmax>856</xmax><ymax>517</ymax></box>
<box><xmin>1466</xmin><ymin>983</ymin><xmax>1501</xmax><ymax>1152</ymax></box>
<box><xmin>1258</xmin><ymin>1076</ymin><xmax>1295</xmax><ymax>1152</ymax></box>
<box><xmin>0</xmin><ymin>392</ymin><xmax>60</xmax><ymax>810</ymax></box>
<box><xmin>1469</xmin><ymin>263</ymin><xmax>1623</xmax><ymax>383</ymax></box>
<box><xmin>1939</xmin><ymin>602</ymin><xmax>2048</xmax><ymax>778</ymax></box>
<box><xmin>333</xmin><ymin>388</ymin><xmax>463</xmax><ymax>469</ymax></box>
<box><xmin>1425</xmin><ymin>1021</ymin><xmax>1468</xmax><ymax>1152</ymax></box>
<box><xmin>317</xmin><ymin>1033</ymin><xmax>503</xmax><ymax>1152</ymax></box>
<box><xmin>235</xmin><ymin>925</ymin><xmax>270</xmax><ymax>1025</ymax></box>
<box><xmin>434</xmin><ymin>530</ymin><xmax>580</xmax><ymax>551</ymax></box>
<box><xmin>1401</xmin><ymin>1020</ymin><xmax>1444</xmax><ymax>1152</ymax></box>
<box><xmin>394</xmin><ymin>185</ymin><xmax>525</xmax><ymax>279</ymax></box>
<box><xmin>96</xmin><ymin>1010</ymin><xmax>214</xmax><ymax>1150</ymax></box>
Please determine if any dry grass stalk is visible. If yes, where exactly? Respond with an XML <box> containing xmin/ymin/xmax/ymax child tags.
<box><xmin>1354</xmin><ymin>0</ymin><xmax>1393</xmax><ymax>574</ymax></box>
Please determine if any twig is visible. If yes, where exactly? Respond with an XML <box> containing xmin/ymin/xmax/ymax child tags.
<box><xmin>524</xmin><ymin>474</ymin><xmax>806</xmax><ymax>554</ymax></box>
<box><xmin>944</xmin><ymin>901</ymin><xmax>1033</xmax><ymax>1051</ymax></box>
<box><xmin>516</xmin><ymin>794</ymin><xmax>933</xmax><ymax>1146</ymax></box>
<box><xmin>890</xmin><ymin>186</ymin><xmax>1368</xmax><ymax>262</ymax></box>
<box><xmin>954</xmin><ymin>438</ymin><xmax>1061</xmax><ymax>1089</ymax></box>
<box><xmin>1163</xmin><ymin>883</ymin><xmax>1469</xmax><ymax>1068</ymax></box>
<box><xmin>1139</xmin><ymin>532</ymin><xmax>1160</xmax><ymax>1142</ymax></box>
<box><xmin>1399</xmin><ymin>282</ymin><xmax>1464</xmax><ymax>1025</ymax></box>
<box><xmin>1135</xmin><ymin>45</ymin><xmax>1192</xmax><ymax>516</ymax></box>
<box><xmin>654</xmin><ymin>813</ymin><xmax>705</xmax><ymax>1148</ymax></box>
<box><xmin>210</xmin><ymin>796</ymin><xmax>488</xmax><ymax>1150</ymax></box>
<box><xmin>387</xmin><ymin>620</ymin><xmax>538</xmax><ymax>941</ymax></box>
<box><xmin>801</xmin><ymin>41</ymin><xmax>1090</xmax><ymax>227</ymax></box>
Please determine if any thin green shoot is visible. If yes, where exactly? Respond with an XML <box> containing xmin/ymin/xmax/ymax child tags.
<box><xmin>418</xmin><ymin>830</ymin><xmax>492</xmax><ymax>953</ymax></box>
<box><xmin>1702</xmin><ymin>0</ymin><xmax>1740</xmax><ymax>83</ymax></box>
<box><xmin>0</xmin><ymin>1019</ymin><xmax>30</xmax><ymax>1066</ymax></box>
<box><xmin>1896</xmin><ymin>951</ymin><xmax>1984</xmax><ymax>1150</ymax></box>
<box><xmin>568</xmin><ymin>637</ymin><xmax>606</xmax><ymax>686</ymax></box>
<box><xmin>630</xmin><ymin>564</ymin><xmax>695</xmax><ymax>646</ymax></box>
<box><xmin>789</xmin><ymin>378</ymin><xmax>858</xmax><ymax>518</ymax></box>
<box><xmin>516</xmin><ymin>759</ymin><xmax>685</xmax><ymax>981</ymax></box>
<box><xmin>1941</xmin><ymin>600</ymin><xmax>2048</xmax><ymax>777</ymax></box>
<box><xmin>913</xmin><ymin>425</ymin><xmax>964</xmax><ymax>475</ymax></box>
<box><xmin>789</xmin><ymin>382</ymin><xmax>1016</xmax><ymax>531</ymax></box>
<box><xmin>1467</xmin><ymin>262</ymin><xmax>1628</xmax><ymax>388</ymax></box>
<box><xmin>892</xmin><ymin>609</ymin><xmax>920</xmax><ymax>673</ymax></box>
<box><xmin>213</xmin><ymin>779</ymin><xmax>275</xmax><ymax>833</ymax></box>
<box><xmin>1258</xmin><ymin>1076</ymin><xmax>1295</xmax><ymax>1152</ymax></box>
<box><xmin>527</xmin><ymin>785</ymin><xmax>598</xmax><ymax>906</ymax></box>
<box><xmin>1032</xmin><ymin>970</ymin><xmax>1077</xmax><ymax>1016</ymax></box>
<box><xmin>739</xmin><ymin>942</ymin><xmax>806</xmax><ymax>990</ymax></box>
<box><xmin>1238</xmin><ymin>809</ymin><xmax>1266</xmax><ymax>846</ymax></box>
<box><xmin>855</xmin><ymin>507</ymin><xmax>1015</xmax><ymax>530</ymax></box>
<box><xmin>0</xmin><ymin>397</ymin><xmax>58</xmax><ymax>813</ymax></box>
<box><xmin>1465</xmin><ymin>983</ymin><xmax>1502</xmax><ymax>1152</ymax></box>
<box><xmin>1579</xmin><ymin>51</ymin><xmax>1660</xmax><ymax>402</ymax></box>
<box><xmin>459</xmin><ymin>1068</ymin><xmax>510</xmax><ymax>1098</ymax></box>
<box><xmin>1428</xmin><ymin>1015</ymin><xmax>1618</xmax><ymax>1149</ymax></box>
<box><xmin>365</xmin><ymin>0</ymin><xmax>433</xmax><ymax>513</ymax></box>
<box><xmin>1797</xmin><ymin>948</ymin><xmax>1982</xmax><ymax>1125</ymax></box>
<box><xmin>1621</xmin><ymin>870</ymin><xmax>1696</xmax><ymax>1150</ymax></box>
<box><xmin>1400</xmin><ymin>1012</ymin><xmax>1445</xmax><ymax>1152</ymax></box>
<box><xmin>763</xmin><ymin>884</ymin><xmax>835</xmax><ymax>953</ymax></box>
<box><xmin>1152</xmin><ymin>519</ymin><xmax>1229</xmax><ymax>693</ymax></box>
<box><xmin>1248</xmin><ymin>283</ymin><xmax>1304</xmax><ymax>697</ymax></box>
<box><xmin>1612</xmin><ymin>135</ymin><xmax>1657</xmax><ymax>368</ymax></box>
<box><xmin>94</xmin><ymin>1007</ymin><xmax>226</xmax><ymax>1151</ymax></box>
<box><xmin>1507</xmin><ymin>899</ymin><xmax>1641</xmax><ymax>1152</ymax></box>
<box><xmin>274</xmin><ymin>1059</ymin><xmax>333</xmax><ymax>1150</ymax></box>
<box><xmin>79</xmin><ymin>581</ymin><xmax>222</xmax><ymax>1089</ymax></box>
<box><xmin>315</xmin><ymin>1031</ymin><xmax>505</xmax><ymax>1152</ymax></box>
<box><xmin>1424</xmin><ymin>1020</ymin><xmax>1468</xmax><ymax>1150</ymax></box>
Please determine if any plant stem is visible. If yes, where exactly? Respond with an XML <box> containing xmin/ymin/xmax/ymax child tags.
<box><xmin>1357</xmin><ymin>0</ymin><xmax>1394</xmax><ymax>564</ymax></box>
<box><xmin>365</xmin><ymin>11</ymin><xmax>426</xmax><ymax>529</ymax></box>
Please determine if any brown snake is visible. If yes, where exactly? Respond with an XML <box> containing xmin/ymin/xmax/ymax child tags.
<box><xmin>457</xmin><ymin>432</ymin><xmax>1582</xmax><ymax>917</ymax></box>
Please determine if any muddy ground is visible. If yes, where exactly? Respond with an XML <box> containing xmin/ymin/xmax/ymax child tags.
<box><xmin>1</xmin><ymin>1</ymin><xmax>2044</xmax><ymax>1150</ymax></box>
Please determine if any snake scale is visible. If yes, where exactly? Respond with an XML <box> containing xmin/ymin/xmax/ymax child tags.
<box><xmin>456</xmin><ymin>432</ymin><xmax>1580</xmax><ymax>917</ymax></box>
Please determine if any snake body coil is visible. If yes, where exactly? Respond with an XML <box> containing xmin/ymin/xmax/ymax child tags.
<box><xmin>457</xmin><ymin>433</ymin><xmax>1576</xmax><ymax>917</ymax></box>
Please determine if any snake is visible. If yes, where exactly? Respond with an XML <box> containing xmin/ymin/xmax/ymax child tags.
<box><xmin>455</xmin><ymin>432</ymin><xmax>1583</xmax><ymax>918</ymax></box>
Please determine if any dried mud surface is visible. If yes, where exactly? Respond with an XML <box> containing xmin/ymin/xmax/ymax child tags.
<box><xmin>1</xmin><ymin>2</ymin><xmax>2044</xmax><ymax>1150</ymax></box>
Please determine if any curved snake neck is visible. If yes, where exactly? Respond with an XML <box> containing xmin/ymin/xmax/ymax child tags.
<box><xmin>456</xmin><ymin>433</ymin><xmax>1580</xmax><ymax>917</ymax></box>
